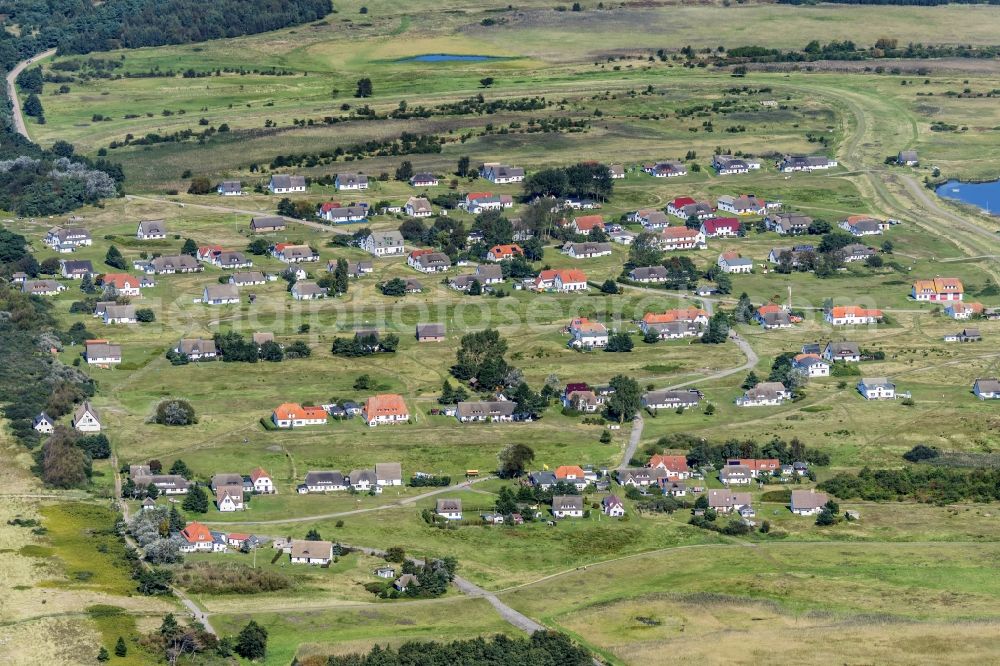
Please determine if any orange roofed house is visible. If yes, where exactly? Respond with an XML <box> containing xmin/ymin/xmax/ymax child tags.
<box><xmin>825</xmin><ymin>306</ymin><xmax>883</xmax><ymax>326</ymax></box>
<box><xmin>641</xmin><ymin>308</ymin><xmax>709</xmax><ymax>331</ymax></box>
<box><xmin>178</xmin><ymin>521</ymin><xmax>225</xmax><ymax>553</ymax></box>
<box><xmin>487</xmin><ymin>244</ymin><xmax>523</xmax><ymax>262</ymax></box>
<box><xmin>911</xmin><ymin>278</ymin><xmax>963</xmax><ymax>302</ymax></box>
<box><xmin>648</xmin><ymin>454</ymin><xmax>690</xmax><ymax>478</ymax></box>
<box><xmin>250</xmin><ymin>467</ymin><xmax>275</xmax><ymax>494</ymax></box>
<box><xmin>570</xmin><ymin>215</ymin><xmax>605</xmax><ymax>235</ymax></box>
<box><xmin>272</xmin><ymin>403</ymin><xmax>328</xmax><ymax>428</ymax></box>
<box><xmin>363</xmin><ymin>394</ymin><xmax>409</xmax><ymax>427</ymax></box>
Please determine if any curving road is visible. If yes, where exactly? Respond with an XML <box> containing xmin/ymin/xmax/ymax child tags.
<box><xmin>5</xmin><ymin>49</ymin><xmax>56</xmax><ymax>140</ymax></box>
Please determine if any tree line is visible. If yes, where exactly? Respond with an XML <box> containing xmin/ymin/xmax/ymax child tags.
<box><xmin>324</xmin><ymin>632</ymin><xmax>592</xmax><ymax>666</ymax></box>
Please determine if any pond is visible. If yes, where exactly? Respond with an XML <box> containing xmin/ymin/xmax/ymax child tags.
<box><xmin>397</xmin><ymin>54</ymin><xmax>502</xmax><ymax>63</ymax></box>
<box><xmin>935</xmin><ymin>179</ymin><xmax>1000</xmax><ymax>215</ymax></box>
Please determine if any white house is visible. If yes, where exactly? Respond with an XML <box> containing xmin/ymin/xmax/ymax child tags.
<box><xmin>792</xmin><ymin>354</ymin><xmax>830</xmax><ymax>378</ymax></box>
<box><xmin>602</xmin><ymin>495</ymin><xmax>625</xmax><ymax>517</ymax></box>
<box><xmin>335</xmin><ymin>173</ymin><xmax>369</xmax><ymax>191</ymax></box>
<box><xmin>203</xmin><ymin>284</ymin><xmax>240</xmax><ymax>305</ymax></box>
<box><xmin>250</xmin><ymin>468</ymin><xmax>275</xmax><ymax>494</ymax></box>
<box><xmin>717</xmin><ymin>251</ymin><xmax>753</xmax><ymax>274</ymax></box>
<box><xmin>568</xmin><ymin>317</ymin><xmax>609</xmax><ymax>349</ymax></box>
<box><xmin>436</xmin><ymin>499</ymin><xmax>463</xmax><ymax>520</ymax></box>
<box><xmin>136</xmin><ymin>219</ymin><xmax>167</xmax><ymax>240</ymax></box>
<box><xmin>552</xmin><ymin>495</ymin><xmax>584</xmax><ymax>518</ymax></box>
<box><xmin>857</xmin><ymin>377</ymin><xmax>896</xmax><ymax>400</ymax></box>
<box><xmin>269</xmin><ymin>174</ymin><xmax>306</xmax><ymax>193</ymax></box>
<box><xmin>736</xmin><ymin>382</ymin><xmax>789</xmax><ymax>407</ymax></box>
<box><xmin>790</xmin><ymin>489</ymin><xmax>829</xmax><ymax>516</ymax></box>
<box><xmin>72</xmin><ymin>402</ymin><xmax>102</xmax><ymax>432</ymax></box>
<box><xmin>363</xmin><ymin>231</ymin><xmax>405</xmax><ymax>257</ymax></box>
<box><xmin>290</xmin><ymin>539</ymin><xmax>333</xmax><ymax>565</ymax></box>
<box><xmin>481</xmin><ymin>163</ymin><xmax>525</xmax><ymax>184</ymax></box>
<box><xmin>33</xmin><ymin>413</ymin><xmax>55</xmax><ymax>434</ymax></box>
<box><xmin>404</xmin><ymin>197</ymin><xmax>433</xmax><ymax>218</ymax></box>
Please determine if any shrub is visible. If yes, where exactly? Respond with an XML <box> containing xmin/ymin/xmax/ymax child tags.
<box><xmin>153</xmin><ymin>399</ymin><xmax>197</xmax><ymax>426</ymax></box>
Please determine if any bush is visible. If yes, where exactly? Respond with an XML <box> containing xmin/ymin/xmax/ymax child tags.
<box><xmin>903</xmin><ymin>444</ymin><xmax>939</xmax><ymax>463</ymax></box>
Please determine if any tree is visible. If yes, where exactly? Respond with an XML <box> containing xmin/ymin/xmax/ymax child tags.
<box><xmin>187</xmin><ymin>177</ymin><xmax>213</xmax><ymax>195</ymax></box>
<box><xmin>168</xmin><ymin>506</ymin><xmax>185</xmax><ymax>532</ymax></box>
<box><xmin>605</xmin><ymin>332</ymin><xmax>634</xmax><ymax>352</ymax></box>
<box><xmin>394</xmin><ymin>160</ymin><xmax>414</xmax><ymax>182</ymax></box>
<box><xmin>259</xmin><ymin>340</ymin><xmax>284</xmax><ymax>362</ymax></box>
<box><xmin>355</xmin><ymin>77</ymin><xmax>373</xmax><ymax>98</ymax></box>
<box><xmin>600</xmin><ymin>279</ymin><xmax>619</xmax><ymax>294</ymax></box>
<box><xmin>77</xmin><ymin>434</ymin><xmax>111</xmax><ymax>459</ymax></box>
<box><xmin>452</xmin><ymin>329</ymin><xmax>510</xmax><ymax>388</ymax></box>
<box><xmin>701</xmin><ymin>311</ymin><xmax>730</xmax><ymax>344</ymax></box>
<box><xmin>97</xmin><ymin>647</ymin><xmax>109</xmax><ymax>662</ymax></box>
<box><xmin>865</xmin><ymin>254</ymin><xmax>883</xmax><ymax>268</ymax></box>
<box><xmin>247</xmin><ymin>238</ymin><xmax>270</xmax><ymax>255</ymax></box>
<box><xmin>334</xmin><ymin>258</ymin><xmax>349</xmax><ymax>295</ymax></box>
<box><xmin>155</xmin><ymin>400</ymin><xmax>197</xmax><ymax>426</ymax></box>
<box><xmin>456</xmin><ymin>156</ymin><xmax>470</xmax><ymax>178</ymax></box>
<box><xmin>495</xmin><ymin>486</ymin><xmax>517</xmax><ymax>514</ymax></box>
<box><xmin>42</xmin><ymin>428</ymin><xmax>90</xmax><ymax>488</ymax></box>
<box><xmin>105</xmin><ymin>245</ymin><xmax>127</xmax><ymax>270</ymax></box>
<box><xmin>714</xmin><ymin>272</ymin><xmax>732</xmax><ymax>295</ymax></box>
<box><xmin>182</xmin><ymin>484</ymin><xmax>209</xmax><ymax>513</ymax></box>
<box><xmin>51</xmin><ymin>140</ymin><xmax>75</xmax><ymax>157</ymax></box>
<box><xmin>498</xmin><ymin>443</ymin><xmax>535</xmax><ymax>478</ymax></box>
<box><xmin>605</xmin><ymin>375</ymin><xmax>641</xmax><ymax>423</ymax></box>
<box><xmin>23</xmin><ymin>93</ymin><xmax>44</xmax><ymax>121</ymax></box>
<box><xmin>235</xmin><ymin>621</ymin><xmax>268</xmax><ymax>660</ymax></box>
<box><xmin>479</xmin><ymin>77</ymin><xmax>495</xmax><ymax>88</ymax></box>
<box><xmin>468</xmin><ymin>279</ymin><xmax>483</xmax><ymax>296</ymax></box>
<box><xmin>742</xmin><ymin>371</ymin><xmax>759</xmax><ymax>389</ymax></box>
<box><xmin>305</xmin><ymin>528</ymin><xmax>322</xmax><ymax>541</ymax></box>
<box><xmin>115</xmin><ymin>637</ymin><xmax>127</xmax><ymax>657</ymax></box>
<box><xmin>379</xmin><ymin>278</ymin><xmax>406</xmax><ymax>296</ymax></box>
<box><xmin>80</xmin><ymin>273</ymin><xmax>95</xmax><ymax>294</ymax></box>
<box><xmin>180</xmin><ymin>238</ymin><xmax>198</xmax><ymax>256</ymax></box>
<box><xmin>627</xmin><ymin>232</ymin><xmax>663</xmax><ymax>268</ymax></box>
<box><xmin>136</xmin><ymin>308</ymin><xmax>156</xmax><ymax>322</ymax></box>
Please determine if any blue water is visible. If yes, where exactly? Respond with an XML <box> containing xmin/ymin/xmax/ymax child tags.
<box><xmin>398</xmin><ymin>54</ymin><xmax>500</xmax><ymax>63</ymax></box>
<box><xmin>936</xmin><ymin>179</ymin><xmax>1000</xmax><ymax>214</ymax></box>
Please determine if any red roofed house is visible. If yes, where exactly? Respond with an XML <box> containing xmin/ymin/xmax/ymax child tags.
<box><xmin>196</xmin><ymin>245</ymin><xmax>224</xmax><ymax>263</ymax></box>
<box><xmin>568</xmin><ymin>317</ymin><xmax>609</xmax><ymax>348</ymax></box>
<box><xmin>179</xmin><ymin>521</ymin><xmax>219</xmax><ymax>553</ymax></box>
<box><xmin>825</xmin><ymin>306</ymin><xmax>884</xmax><ymax>326</ymax></box>
<box><xmin>945</xmin><ymin>301</ymin><xmax>984</xmax><ymax>320</ymax></box>
<box><xmin>250</xmin><ymin>467</ymin><xmax>275</xmax><ymax>494</ymax></box>
<box><xmin>700</xmin><ymin>217</ymin><xmax>742</xmax><ymax>238</ymax></box>
<box><xmin>570</xmin><ymin>215</ymin><xmax>605</xmax><ymax>235</ymax></box>
<box><xmin>728</xmin><ymin>458</ymin><xmax>780</xmax><ymax>477</ymax></box>
<box><xmin>554</xmin><ymin>465</ymin><xmax>585</xmax><ymax>482</ymax></box>
<box><xmin>363</xmin><ymin>394</ymin><xmax>409</xmax><ymax>427</ymax></box>
<box><xmin>100</xmin><ymin>273</ymin><xmax>142</xmax><ymax>297</ymax></box>
<box><xmin>272</xmin><ymin>403</ymin><xmax>328</xmax><ymax>428</ymax></box>
<box><xmin>487</xmin><ymin>244</ymin><xmax>523</xmax><ymax>262</ymax></box>
<box><xmin>641</xmin><ymin>308</ymin><xmax>709</xmax><ymax>331</ymax></box>
<box><xmin>648</xmin><ymin>454</ymin><xmax>690</xmax><ymax>478</ymax></box>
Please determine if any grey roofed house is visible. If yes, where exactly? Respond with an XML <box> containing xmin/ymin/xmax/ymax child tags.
<box><xmin>292</xmin><ymin>281</ymin><xmax>327</xmax><ymax>298</ymax></box>
<box><xmin>449</xmin><ymin>274</ymin><xmax>478</xmax><ymax>291</ymax></box>
<box><xmin>211</xmin><ymin>473</ymin><xmax>244</xmax><ymax>490</ymax></box>
<box><xmin>410</xmin><ymin>172</ymin><xmax>438</xmax><ymax>185</ymax></box>
<box><xmin>176</xmin><ymin>338</ymin><xmax>218</xmax><ymax>356</ymax></box>
<box><xmin>61</xmin><ymin>259</ymin><xmax>94</xmax><ymax>276</ymax></box>
<box><xmin>303</xmin><ymin>470</ymin><xmax>346</xmax><ymax>488</ymax></box>
<box><xmin>350</xmin><ymin>469</ymin><xmax>377</xmax><ymax>486</ymax></box>
<box><xmin>529</xmin><ymin>471</ymin><xmax>557</xmax><ymax>487</ymax></box>
<box><xmin>204</xmin><ymin>284</ymin><xmax>240</xmax><ymax>302</ymax></box>
<box><xmin>22</xmin><ymin>279</ymin><xmax>63</xmax><ymax>295</ymax></box>
<box><xmin>960</xmin><ymin>327</ymin><xmax>982</xmax><ymax>341</ymax></box>
<box><xmin>85</xmin><ymin>342</ymin><xmax>122</xmax><ymax>360</ymax></box>
<box><xmin>249</xmin><ymin>216</ymin><xmax>287</xmax><ymax>232</ymax></box>
<box><xmin>231</xmin><ymin>271</ymin><xmax>266</xmax><ymax>286</ymax></box>
<box><xmin>708</xmin><ymin>489</ymin><xmax>753</xmax><ymax>510</ymax></box>
<box><xmin>630</xmin><ymin>266</ymin><xmax>668</xmax><ymax>282</ymax></box>
<box><xmin>552</xmin><ymin>495</ymin><xmax>584</xmax><ymax>512</ymax></box>
<box><xmin>416</xmin><ymin>323</ymin><xmax>446</xmax><ymax>340</ymax></box>
<box><xmin>642</xmin><ymin>389</ymin><xmax>700</xmax><ymax>409</ymax></box>
<box><xmin>216</xmin><ymin>251</ymin><xmax>250</xmax><ymax>268</ymax></box>
<box><xmin>476</xmin><ymin>264</ymin><xmax>503</xmax><ymax>281</ymax></box>
<box><xmin>337</xmin><ymin>173</ymin><xmax>369</xmax><ymax>188</ymax></box>
<box><xmin>974</xmin><ymin>378</ymin><xmax>1000</xmax><ymax>396</ymax></box>
<box><xmin>367</xmin><ymin>230</ymin><xmax>404</xmax><ymax>250</ymax></box>
<box><xmin>354</xmin><ymin>327</ymin><xmax>380</xmax><ymax>342</ymax></box>
<box><xmin>218</xmin><ymin>180</ymin><xmax>242</xmax><ymax>194</ymax></box>
<box><xmin>394</xmin><ymin>573</ymin><xmax>420</xmax><ymax>590</ymax></box>
<box><xmin>565</xmin><ymin>241</ymin><xmax>612</xmax><ymax>256</ymax></box>
<box><xmin>147</xmin><ymin>474</ymin><xmax>190</xmax><ymax>493</ymax></box>
<box><xmin>93</xmin><ymin>300</ymin><xmax>117</xmax><ymax>316</ymax></box>
<box><xmin>455</xmin><ymin>400</ymin><xmax>517</xmax><ymax>421</ymax></box>
<box><xmin>897</xmin><ymin>150</ymin><xmax>919</xmax><ymax>165</ymax></box>
<box><xmin>291</xmin><ymin>539</ymin><xmax>333</xmax><ymax>560</ymax></box>
<box><xmin>405</xmin><ymin>278</ymin><xmax>423</xmax><ymax>292</ymax></box>
<box><xmin>104</xmin><ymin>304</ymin><xmax>136</xmax><ymax>321</ymax></box>
<box><xmin>790</xmin><ymin>489</ymin><xmax>828</xmax><ymax>512</ymax></box>
<box><xmin>375</xmin><ymin>462</ymin><xmax>403</xmax><ymax>484</ymax></box>
<box><xmin>760</xmin><ymin>310</ymin><xmax>792</xmax><ymax>328</ymax></box>
<box><xmin>839</xmin><ymin>243</ymin><xmax>876</xmax><ymax>261</ymax></box>
<box><xmin>149</xmin><ymin>254</ymin><xmax>200</xmax><ymax>273</ymax></box>
<box><xmin>765</xmin><ymin>212</ymin><xmax>811</xmax><ymax>234</ymax></box>
<box><xmin>826</xmin><ymin>341</ymin><xmax>860</xmax><ymax>359</ymax></box>
<box><xmin>137</xmin><ymin>219</ymin><xmax>167</xmax><ymax>236</ymax></box>
<box><xmin>845</xmin><ymin>218</ymin><xmax>882</xmax><ymax>235</ymax></box>
<box><xmin>719</xmin><ymin>465</ymin><xmax>753</xmax><ymax>482</ymax></box>
<box><xmin>347</xmin><ymin>260</ymin><xmax>373</xmax><ymax>276</ymax></box>
<box><xmin>647</xmin><ymin>321</ymin><xmax>700</xmax><ymax>338</ymax></box>
<box><xmin>270</xmin><ymin>174</ymin><xmax>306</xmax><ymax>190</ymax></box>
<box><xmin>414</xmin><ymin>251</ymin><xmax>451</xmax><ymax>271</ymax></box>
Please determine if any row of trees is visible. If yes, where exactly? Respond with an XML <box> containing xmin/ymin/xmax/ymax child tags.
<box><xmin>325</xmin><ymin>632</ymin><xmax>592</xmax><ymax>666</ymax></box>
